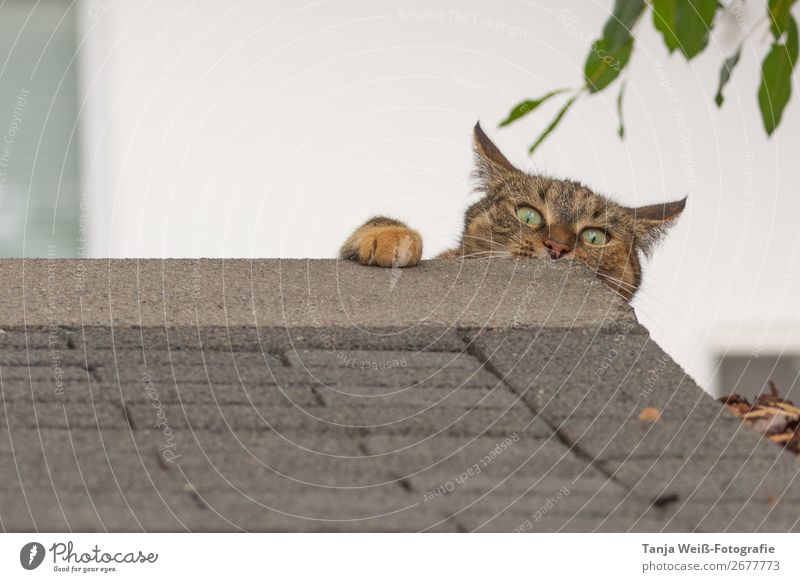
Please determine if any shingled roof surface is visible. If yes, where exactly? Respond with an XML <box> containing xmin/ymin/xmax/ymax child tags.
<box><xmin>0</xmin><ymin>258</ymin><xmax>797</xmax><ymax>532</ymax></box>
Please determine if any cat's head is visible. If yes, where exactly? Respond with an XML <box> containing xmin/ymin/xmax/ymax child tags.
<box><xmin>464</xmin><ymin>123</ymin><xmax>685</xmax><ymax>300</ymax></box>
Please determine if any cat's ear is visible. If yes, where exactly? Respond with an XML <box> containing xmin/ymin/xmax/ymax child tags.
<box><xmin>626</xmin><ymin>197</ymin><xmax>686</xmax><ymax>255</ymax></box>
<box><xmin>473</xmin><ymin>122</ymin><xmax>518</xmax><ymax>174</ymax></box>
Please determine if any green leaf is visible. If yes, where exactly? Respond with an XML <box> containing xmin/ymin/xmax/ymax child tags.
<box><xmin>758</xmin><ymin>16</ymin><xmax>798</xmax><ymax>135</ymax></box>
<box><xmin>499</xmin><ymin>89</ymin><xmax>567</xmax><ymax>127</ymax></box>
<box><xmin>768</xmin><ymin>0</ymin><xmax>799</xmax><ymax>39</ymax></box>
<box><xmin>714</xmin><ymin>44</ymin><xmax>742</xmax><ymax>107</ymax></box>
<box><xmin>581</xmin><ymin>0</ymin><xmax>645</xmax><ymax>94</ymax></box>
<box><xmin>617</xmin><ymin>81</ymin><xmax>627</xmax><ymax>139</ymax></box>
<box><xmin>529</xmin><ymin>94</ymin><xmax>580</xmax><ymax>154</ymax></box>
<box><xmin>652</xmin><ymin>0</ymin><xmax>718</xmax><ymax>59</ymax></box>
<box><xmin>602</xmin><ymin>0</ymin><xmax>646</xmax><ymax>49</ymax></box>
<box><xmin>584</xmin><ymin>36</ymin><xmax>634</xmax><ymax>92</ymax></box>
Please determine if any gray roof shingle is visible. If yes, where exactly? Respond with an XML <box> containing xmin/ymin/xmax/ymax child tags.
<box><xmin>0</xmin><ymin>258</ymin><xmax>796</xmax><ymax>531</ymax></box>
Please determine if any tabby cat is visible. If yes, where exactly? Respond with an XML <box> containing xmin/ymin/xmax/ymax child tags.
<box><xmin>339</xmin><ymin>123</ymin><xmax>685</xmax><ymax>300</ymax></box>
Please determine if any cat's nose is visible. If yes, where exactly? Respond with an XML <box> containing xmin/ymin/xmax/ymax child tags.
<box><xmin>544</xmin><ymin>239</ymin><xmax>570</xmax><ymax>259</ymax></box>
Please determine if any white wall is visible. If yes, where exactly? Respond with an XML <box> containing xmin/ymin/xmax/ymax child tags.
<box><xmin>77</xmin><ymin>0</ymin><xmax>800</xmax><ymax>393</ymax></box>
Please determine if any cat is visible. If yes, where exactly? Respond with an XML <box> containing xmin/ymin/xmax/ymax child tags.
<box><xmin>339</xmin><ymin>122</ymin><xmax>685</xmax><ymax>300</ymax></box>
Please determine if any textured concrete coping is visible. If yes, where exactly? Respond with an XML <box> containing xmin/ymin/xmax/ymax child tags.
<box><xmin>0</xmin><ymin>258</ymin><xmax>797</xmax><ymax>532</ymax></box>
<box><xmin>0</xmin><ymin>258</ymin><xmax>633</xmax><ymax>329</ymax></box>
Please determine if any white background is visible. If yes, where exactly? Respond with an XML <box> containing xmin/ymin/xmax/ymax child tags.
<box><xmin>76</xmin><ymin>0</ymin><xmax>800</xmax><ymax>394</ymax></box>
<box><xmin>1</xmin><ymin>533</ymin><xmax>798</xmax><ymax>580</ymax></box>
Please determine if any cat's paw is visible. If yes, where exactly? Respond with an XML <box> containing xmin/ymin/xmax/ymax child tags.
<box><xmin>342</xmin><ymin>224</ymin><xmax>422</xmax><ymax>268</ymax></box>
<box><xmin>356</xmin><ymin>226</ymin><xmax>422</xmax><ymax>267</ymax></box>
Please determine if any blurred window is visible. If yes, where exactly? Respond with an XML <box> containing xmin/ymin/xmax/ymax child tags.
<box><xmin>0</xmin><ymin>0</ymin><xmax>81</xmax><ymax>257</ymax></box>
<box><xmin>718</xmin><ymin>354</ymin><xmax>800</xmax><ymax>401</ymax></box>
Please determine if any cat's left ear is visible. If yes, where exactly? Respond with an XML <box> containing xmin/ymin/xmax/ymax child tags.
<box><xmin>473</xmin><ymin>122</ymin><xmax>518</xmax><ymax>173</ymax></box>
<box><xmin>626</xmin><ymin>197</ymin><xmax>687</xmax><ymax>255</ymax></box>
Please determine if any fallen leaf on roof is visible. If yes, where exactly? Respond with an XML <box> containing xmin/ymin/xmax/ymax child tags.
<box><xmin>639</xmin><ymin>407</ymin><xmax>661</xmax><ymax>422</ymax></box>
<box><xmin>720</xmin><ymin>380</ymin><xmax>800</xmax><ymax>455</ymax></box>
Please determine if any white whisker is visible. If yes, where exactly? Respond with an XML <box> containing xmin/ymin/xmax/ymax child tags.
<box><xmin>594</xmin><ymin>272</ymin><xmax>637</xmax><ymax>291</ymax></box>
<box><xmin>459</xmin><ymin>251</ymin><xmax>514</xmax><ymax>260</ymax></box>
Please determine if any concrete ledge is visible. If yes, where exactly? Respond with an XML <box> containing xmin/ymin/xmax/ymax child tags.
<box><xmin>0</xmin><ymin>259</ymin><xmax>797</xmax><ymax>532</ymax></box>
<box><xmin>0</xmin><ymin>258</ymin><xmax>634</xmax><ymax>328</ymax></box>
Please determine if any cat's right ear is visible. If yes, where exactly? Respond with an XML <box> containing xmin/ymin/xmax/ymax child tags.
<box><xmin>473</xmin><ymin>122</ymin><xmax>518</xmax><ymax>174</ymax></box>
<box><xmin>626</xmin><ymin>197</ymin><xmax>687</xmax><ymax>256</ymax></box>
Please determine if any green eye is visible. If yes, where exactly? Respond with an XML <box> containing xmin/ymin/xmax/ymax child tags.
<box><xmin>516</xmin><ymin>206</ymin><xmax>543</xmax><ymax>226</ymax></box>
<box><xmin>581</xmin><ymin>228</ymin><xmax>609</xmax><ymax>246</ymax></box>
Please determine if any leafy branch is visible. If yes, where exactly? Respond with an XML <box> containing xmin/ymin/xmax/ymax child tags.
<box><xmin>502</xmin><ymin>0</ymin><xmax>799</xmax><ymax>153</ymax></box>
